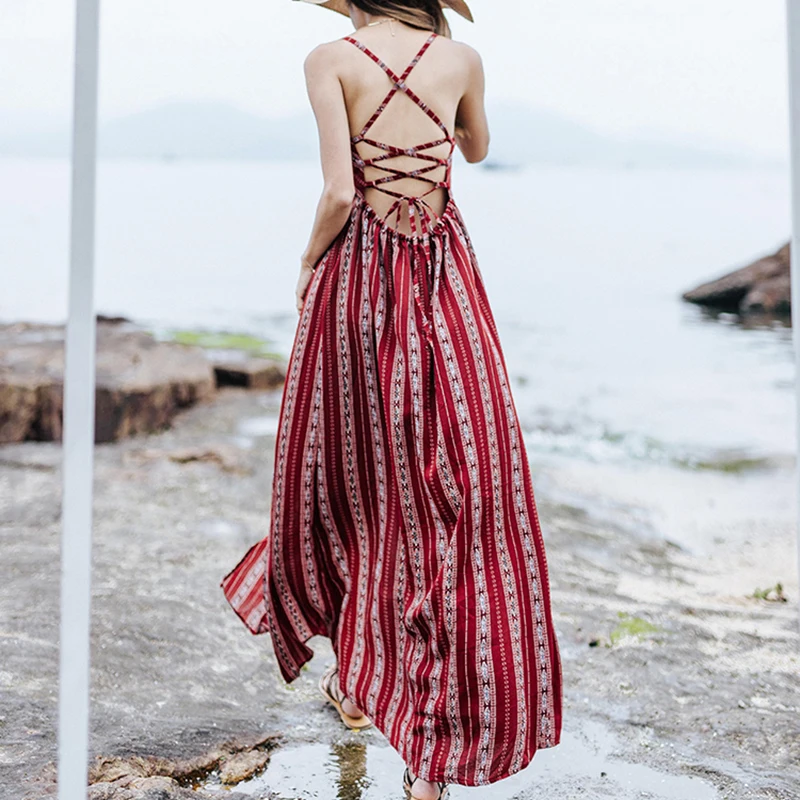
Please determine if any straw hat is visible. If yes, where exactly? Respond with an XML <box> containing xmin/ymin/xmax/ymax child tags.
<box><xmin>295</xmin><ymin>0</ymin><xmax>474</xmax><ymax>23</ymax></box>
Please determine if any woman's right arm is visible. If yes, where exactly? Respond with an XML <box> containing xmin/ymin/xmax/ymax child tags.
<box><xmin>454</xmin><ymin>45</ymin><xmax>490</xmax><ymax>163</ymax></box>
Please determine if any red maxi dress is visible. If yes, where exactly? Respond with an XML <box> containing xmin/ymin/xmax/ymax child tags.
<box><xmin>221</xmin><ymin>31</ymin><xmax>562</xmax><ymax>787</ymax></box>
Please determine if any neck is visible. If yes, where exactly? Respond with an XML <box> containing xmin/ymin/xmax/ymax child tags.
<box><xmin>351</xmin><ymin>9</ymin><xmax>399</xmax><ymax>29</ymax></box>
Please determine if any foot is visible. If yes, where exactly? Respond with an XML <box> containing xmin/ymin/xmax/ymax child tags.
<box><xmin>341</xmin><ymin>696</ymin><xmax>364</xmax><ymax>718</ymax></box>
<box><xmin>319</xmin><ymin>663</ymin><xmax>371</xmax><ymax>729</ymax></box>
<box><xmin>404</xmin><ymin>767</ymin><xmax>449</xmax><ymax>800</ymax></box>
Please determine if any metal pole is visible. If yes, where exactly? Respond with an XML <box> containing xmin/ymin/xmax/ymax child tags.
<box><xmin>788</xmin><ymin>0</ymin><xmax>800</xmax><ymax>633</ymax></box>
<box><xmin>58</xmin><ymin>1</ymin><xmax>100</xmax><ymax>797</ymax></box>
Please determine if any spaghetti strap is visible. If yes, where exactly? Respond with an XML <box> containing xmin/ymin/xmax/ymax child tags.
<box><xmin>343</xmin><ymin>33</ymin><xmax>437</xmax><ymax>85</ymax></box>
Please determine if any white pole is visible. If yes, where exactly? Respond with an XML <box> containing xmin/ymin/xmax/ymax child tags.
<box><xmin>788</xmin><ymin>0</ymin><xmax>800</xmax><ymax>633</ymax></box>
<box><xmin>59</xmin><ymin>1</ymin><xmax>100</xmax><ymax>797</ymax></box>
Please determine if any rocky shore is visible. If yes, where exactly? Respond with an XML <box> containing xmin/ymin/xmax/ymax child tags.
<box><xmin>0</xmin><ymin>319</ymin><xmax>285</xmax><ymax>445</ymax></box>
<box><xmin>2</xmin><ymin>378</ymin><xmax>798</xmax><ymax>800</ymax></box>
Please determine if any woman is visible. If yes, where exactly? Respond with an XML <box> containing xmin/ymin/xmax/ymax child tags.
<box><xmin>221</xmin><ymin>2</ymin><xmax>563</xmax><ymax>797</ymax></box>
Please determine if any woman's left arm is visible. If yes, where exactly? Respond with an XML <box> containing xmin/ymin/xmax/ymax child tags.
<box><xmin>295</xmin><ymin>42</ymin><xmax>356</xmax><ymax>313</ymax></box>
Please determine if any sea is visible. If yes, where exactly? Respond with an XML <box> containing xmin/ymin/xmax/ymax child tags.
<box><xmin>1</xmin><ymin>156</ymin><xmax>795</xmax><ymax>555</ymax></box>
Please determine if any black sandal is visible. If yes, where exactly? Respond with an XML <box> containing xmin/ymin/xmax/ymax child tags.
<box><xmin>319</xmin><ymin>663</ymin><xmax>372</xmax><ymax>731</ymax></box>
<box><xmin>403</xmin><ymin>767</ymin><xmax>450</xmax><ymax>800</ymax></box>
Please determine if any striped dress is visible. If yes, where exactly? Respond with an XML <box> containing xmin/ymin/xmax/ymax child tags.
<box><xmin>221</xmin><ymin>31</ymin><xmax>563</xmax><ymax>786</ymax></box>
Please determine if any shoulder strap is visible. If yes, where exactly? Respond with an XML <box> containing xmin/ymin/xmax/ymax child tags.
<box><xmin>399</xmin><ymin>33</ymin><xmax>437</xmax><ymax>82</ymax></box>
<box><xmin>342</xmin><ymin>33</ymin><xmax>437</xmax><ymax>85</ymax></box>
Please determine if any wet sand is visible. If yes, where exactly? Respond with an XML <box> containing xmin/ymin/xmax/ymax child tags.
<box><xmin>1</xmin><ymin>387</ymin><xmax>798</xmax><ymax>799</ymax></box>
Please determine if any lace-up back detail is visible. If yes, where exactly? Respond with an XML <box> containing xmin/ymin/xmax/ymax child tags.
<box><xmin>343</xmin><ymin>33</ymin><xmax>456</xmax><ymax>238</ymax></box>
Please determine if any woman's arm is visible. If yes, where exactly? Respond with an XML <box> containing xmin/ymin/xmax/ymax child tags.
<box><xmin>296</xmin><ymin>43</ymin><xmax>356</xmax><ymax>313</ymax></box>
<box><xmin>453</xmin><ymin>45</ymin><xmax>490</xmax><ymax>164</ymax></box>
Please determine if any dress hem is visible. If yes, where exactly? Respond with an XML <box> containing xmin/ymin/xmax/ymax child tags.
<box><xmin>220</xmin><ymin>571</ymin><xmax>563</xmax><ymax>788</ymax></box>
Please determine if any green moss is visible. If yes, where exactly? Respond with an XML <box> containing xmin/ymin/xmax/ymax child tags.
<box><xmin>751</xmin><ymin>583</ymin><xmax>787</xmax><ymax>602</ymax></box>
<box><xmin>674</xmin><ymin>453</ymin><xmax>774</xmax><ymax>473</ymax></box>
<box><xmin>600</xmin><ymin>429</ymin><xmax>626</xmax><ymax>444</ymax></box>
<box><xmin>165</xmin><ymin>329</ymin><xmax>284</xmax><ymax>360</ymax></box>
<box><xmin>609</xmin><ymin>612</ymin><xmax>662</xmax><ymax>646</ymax></box>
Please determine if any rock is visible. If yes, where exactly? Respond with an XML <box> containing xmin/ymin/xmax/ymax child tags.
<box><xmin>88</xmin><ymin>776</ymin><xmax>177</xmax><ymax>800</ymax></box>
<box><xmin>682</xmin><ymin>242</ymin><xmax>791</xmax><ymax>317</ymax></box>
<box><xmin>166</xmin><ymin>446</ymin><xmax>250</xmax><ymax>474</ymax></box>
<box><xmin>741</xmin><ymin>272</ymin><xmax>791</xmax><ymax>315</ymax></box>
<box><xmin>218</xmin><ymin>749</ymin><xmax>273</xmax><ymax>785</ymax></box>
<box><xmin>0</xmin><ymin>320</ymin><xmax>215</xmax><ymax>444</ymax></box>
<box><xmin>207</xmin><ymin>352</ymin><xmax>286</xmax><ymax>390</ymax></box>
<box><xmin>88</xmin><ymin>776</ymin><xmax>211</xmax><ymax>800</ymax></box>
<box><xmin>90</xmin><ymin>755</ymin><xmax>174</xmax><ymax>783</ymax></box>
<box><xmin>126</xmin><ymin>444</ymin><xmax>251</xmax><ymax>474</ymax></box>
<box><xmin>83</xmin><ymin>734</ymin><xmax>279</xmax><ymax>798</ymax></box>
<box><xmin>0</xmin><ymin>376</ymin><xmax>39</xmax><ymax>443</ymax></box>
<box><xmin>96</xmin><ymin>314</ymin><xmax>134</xmax><ymax>325</ymax></box>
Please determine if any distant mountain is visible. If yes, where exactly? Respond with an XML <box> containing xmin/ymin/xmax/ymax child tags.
<box><xmin>484</xmin><ymin>103</ymin><xmax>766</xmax><ymax>168</ymax></box>
<box><xmin>100</xmin><ymin>102</ymin><xmax>317</xmax><ymax>160</ymax></box>
<box><xmin>0</xmin><ymin>100</ymin><xmax>776</xmax><ymax>168</ymax></box>
<box><xmin>0</xmin><ymin>103</ymin><xmax>316</xmax><ymax>161</ymax></box>
<box><xmin>0</xmin><ymin>111</ymin><xmax>70</xmax><ymax>158</ymax></box>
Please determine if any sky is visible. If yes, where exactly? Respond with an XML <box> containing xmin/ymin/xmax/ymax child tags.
<box><xmin>0</xmin><ymin>0</ymin><xmax>790</xmax><ymax>158</ymax></box>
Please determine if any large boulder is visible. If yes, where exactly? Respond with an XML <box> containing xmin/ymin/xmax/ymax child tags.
<box><xmin>682</xmin><ymin>242</ymin><xmax>791</xmax><ymax>317</ymax></box>
<box><xmin>0</xmin><ymin>319</ymin><xmax>215</xmax><ymax>444</ymax></box>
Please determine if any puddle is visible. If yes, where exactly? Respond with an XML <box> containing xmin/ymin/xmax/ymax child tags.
<box><xmin>238</xmin><ymin>415</ymin><xmax>280</xmax><ymax>437</ymax></box>
<box><xmin>204</xmin><ymin>720</ymin><xmax>717</xmax><ymax>800</ymax></box>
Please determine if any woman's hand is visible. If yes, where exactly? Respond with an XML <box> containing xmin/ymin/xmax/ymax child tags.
<box><xmin>296</xmin><ymin>260</ymin><xmax>316</xmax><ymax>315</ymax></box>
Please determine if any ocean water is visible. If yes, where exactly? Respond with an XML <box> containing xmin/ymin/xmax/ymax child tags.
<box><xmin>1</xmin><ymin>157</ymin><xmax>795</xmax><ymax>550</ymax></box>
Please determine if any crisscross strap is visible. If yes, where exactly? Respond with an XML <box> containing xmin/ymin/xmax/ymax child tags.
<box><xmin>343</xmin><ymin>33</ymin><xmax>450</xmax><ymax>140</ymax></box>
<box><xmin>342</xmin><ymin>33</ymin><xmax>456</xmax><ymax>239</ymax></box>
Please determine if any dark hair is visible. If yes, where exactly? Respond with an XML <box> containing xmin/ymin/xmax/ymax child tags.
<box><xmin>347</xmin><ymin>0</ymin><xmax>451</xmax><ymax>37</ymax></box>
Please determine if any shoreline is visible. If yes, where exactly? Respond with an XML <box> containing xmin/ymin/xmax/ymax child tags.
<box><xmin>2</xmin><ymin>384</ymin><xmax>798</xmax><ymax>799</ymax></box>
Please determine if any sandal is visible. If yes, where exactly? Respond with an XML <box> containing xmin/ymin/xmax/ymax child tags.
<box><xmin>403</xmin><ymin>767</ymin><xmax>450</xmax><ymax>800</ymax></box>
<box><xmin>319</xmin><ymin>663</ymin><xmax>372</xmax><ymax>731</ymax></box>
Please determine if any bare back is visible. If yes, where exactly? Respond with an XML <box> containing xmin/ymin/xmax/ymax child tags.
<box><xmin>336</xmin><ymin>29</ymin><xmax>469</xmax><ymax>235</ymax></box>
